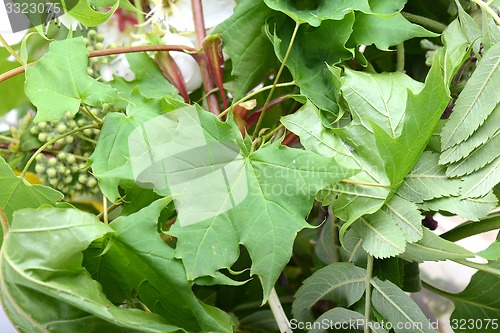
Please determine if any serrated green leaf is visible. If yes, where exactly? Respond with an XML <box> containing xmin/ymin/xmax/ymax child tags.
<box><xmin>90</xmin><ymin>91</ymin><xmax>183</xmax><ymax>201</ymax></box>
<box><xmin>350</xmin><ymin>12</ymin><xmax>437</xmax><ymax>51</ymax></box>
<box><xmin>101</xmin><ymin>198</ymin><xmax>235</xmax><ymax>332</ymax></box>
<box><xmin>481</xmin><ymin>9</ymin><xmax>500</xmax><ymax>51</ymax></box>
<box><xmin>449</xmin><ymin>261</ymin><xmax>500</xmax><ymax>331</ymax></box>
<box><xmin>460</xmin><ymin>156</ymin><xmax>500</xmax><ymax>198</ymax></box>
<box><xmin>25</xmin><ymin>37</ymin><xmax>120</xmax><ymax>122</ymax></box>
<box><xmin>311</xmin><ymin>308</ymin><xmax>388</xmax><ymax>333</ymax></box>
<box><xmin>398</xmin><ymin>151</ymin><xmax>462</xmax><ymax>202</ymax></box>
<box><xmin>213</xmin><ymin>0</ymin><xmax>277</xmax><ymax>99</ymax></box>
<box><xmin>0</xmin><ymin>208</ymin><xmax>183</xmax><ymax>332</ymax></box>
<box><xmin>477</xmin><ymin>242</ymin><xmax>500</xmax><ymax>261</ymax></box>
<box><xmin>351</xmin><ymin>210</ymin><xmax>407</xmax><ymax>258</ymax></box>
<box><xmin>292</xmin><ymin>262</ymin><xmax>366</xmax><ymax>323</ymax></box>
<box><xmin>417</xmin><ymin>191</ymin><xmax>498</xmax><ymax>221</ymax></box>
<box><xmin>398</xmin><ymin>228</ymin><xmax>474</xmax><ymax>262</ymax></box>
<box><xmin>371</xmin><ymin>277</ymin><xmax>438</xmax><ymax>333</ymax></box>
<box><xmin>271</xmin><ymin>15</ymin><xmax>354</xmax><ymax>112</ymax></box>
<box><xmin>263</xmin><ymin>0</ymin><xmax>373</xmax><ymax>26</ymax></box>
<box><xmin>440</xmin><ymin>105</ymin><xmax>499</xmax><ymax>164</ymax></box>
<box><xmin>111</xmin><ymin>53</ymin><xmax>181</xmax><ymax>101</ymax></box>
<box><xmin>441</xmin><ymin>42</ymin><xmax>500</xmax><ymax>150</ymax></box>
<box><xmin>0</xmin><ymin>157</ymin><xmax>63</xmax><ymax>241</ymax></box>
<box><xmin>383</xmin><ymin>195</ymin><xmax>423</xmax><ymax>243</ymax></box>
<box><xmin>446</xmin><ymin>130</ymin><xmax>500</xmax><ymax>177</ymax></box>
<box><xmin>454</xmin><ymin>0</ymin><xmax>482</xmax><ymax>56</ymax></box>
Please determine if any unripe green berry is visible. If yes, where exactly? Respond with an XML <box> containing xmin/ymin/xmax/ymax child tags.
<box><xmin>87</xmin><ymin>177</ymin><xmax>97</xmax><ymax>188</ymax></box>
<box><xmin>91</xmin><ymin>57</ymin><xmax>99</xmax><ymax>64</ymax></box>
<box><xmin>78</xmin><ymin>174</ymin><xmax>88</xmax><ymax>184</ymax></box>
<box><xmin>87</xmin><ymin>46</ymin><xmax>94</xmax><ymax>53</ymax></box>
<box><xmin>35</xmin><ymin>164</ymin><xmax>45</xmax><ymax>173</ymax></box>
<box><xmin>56</xmin><ymin>123</ymin><xmax>67</xmax><ymax>134</ymax></box>
<box><xmin>95</xmin><ymin>42</ymin><xmax>104</xmax><ymax>50</ymax></box>
<box><xmin>66</xmin><ymin>154</ymin><xmax>76</xmax><ymax>164</ymax></box>
<box><xmin>38</xmin><ymin>122</ymin><xmax>47</xmax><ymax>130</ymax></box>
<box><xmin>78</xmin><ymin>163</ymin><xmax>86</xmax><ymax>169</ymax></box>
<box><xmin>102</xmin><ymin>103</ymin><xmax>110</xmax><ymax>112</ymax></box>
<box><xmin>108</xmin><ymin>43</ymin><xmax>117</xmax><ymax>49</ymax></box>
<box><xmin>87</xmin><ymin>68</ymin><xmax>94</xmax><ymax>76</ymax></box>
<box><xmin>49</xmin><ymin>178</ymin><xmax>58</xmax><ymax>187</ymax></box>
<box><xmin>100</xmin><ymin>58</ymin><xmax>108</xmax><ymax>65</ymax></box>
<box><xmin>38</xmin><ymin>133</ymin><xmax>47</xmax><ymax>142</ymax></box>
<box><xmin>77</xmin><ymin>119</ymin><xmax>87</xmax><ymax>127</ymax></box>
<box><xmin>83</xmin><ymin>37</ymin><xmax>90</xmax><ymax>46</ymax></box>
<box><xmin>57</xmin><ymin>152</ymin><xmax>67</xmax><ymax>160</ymax></box>
<box><xmin>46</xmin><ymin>167</ymin><xmax>57</xmax><ymax>177</ymax></box>
<box><xmin>75</xmin><ymin>183</ymin><xmax>83</xmax><ymax>190</ymax></box>
<box><xmin>83</xmin><ymin>129</ymin><xmax>93</xmax><ymax>136</ymax></box>
<box><xmin>48</xmin><ymin>157</ymin><xmax>57</xmax><ymax>166</ymax></box>
<box><xmin>65</xmin><ymin>136</ymin><xmax>74</xmax><ymax>144</ymax></box>
<box><xmin>35</xmin><ymin>154</ymin><xmax>45</xmax><ymax>162</ymax></box>
<box><xmin>64</xmin><ymin>175</ymin><xmax>73</xmax><ymax>184</ymax></box>
<box><xmin>96</xmin><ymin>33</ymin><xmax>104</xmax><ymax>42</ymax></box>
<box><xmin>88</xmin><ymin>29</ymin><xmax>96</xmax><ymax>38</ymax></box>
<box><xmin>67</xmin><ymin>120</ymin><xmax>77</xmax><ymax>129</ymax></box>
<box><xmin>65</xmin><ymin>111</ymin><xmax>75</xmax><ymax>120</ymax></box>
<box><xmin>57</xmin><ymin>165</ymin><xmax>66</xmax><ymax>173</ymax></box>
<box><xmin>90</xmin><ymin>108</ymin><xmax>99</xmax><ymax>116</ymax></box>
<box><xmin>30</xmin><ymin>126</ymin><xmax>39</xmax><ymax>135</ymax></box>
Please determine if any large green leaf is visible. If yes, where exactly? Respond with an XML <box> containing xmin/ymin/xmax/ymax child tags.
<box><xmin>292</xmin><ymin>262</ymin><xmax>366</xmax><ymax>323</ymax></box>
<box><xmin>271</xmin><ymin>16</ymin><xmax>354</xmax><ymax>112</ymax></box>
<box><xmin>66</xmin><ymin>0</ymin><xmax>119</xmax><ymax>26</ymax></box>
<box><xmin>0</xmin><ymin>208</ymin><xmax>183</xmax><ymax>332</ymax></box>
<box><xmin>263</xmin><ymin>0</ymin><xmax>373</xmax><ymax>26</ymax></box>
<box><xmin>440</xmin><ymin>42</ymin><xmax>500</xmax><ymax>150</ymax></box>
<box><xmin>97</xmin><ymin>198</ymin><xmax>235</xmax><ymax>332</ymax></box>
<box><xmin>0</xmin><ymin>47</ymin><xmax>27</xmax><ymax>115</ymax></box>
<box><xmin>448</xmin><ymin>261</ymin><xmax>500</xmax><ymax>332</ymax></box>
<box><xmin>0</xmin><ymin>157</ymin><xmax>63</xmax><ymax>241</ymax></box>
<box><xmin>135</xmin><ymin>108</ymin><xmax>356</xmax><ymax>302</ymax></box>
<box><xmin>349</xmin><ymin>12</ymin><xmax>437</xmax><ymax>51</ymax></box>
<box><xmin>460</xmin><ymin>156</ymin><xmax>500</xmax><ymax>198</ymax></box>
<box><xmin>213</xmin><ymin>0</ymin><xmax>277</xmax><ymax>99</ymax></box>
<box><xmin>311</xmin><ymin>308</ymin><xmax>388</xmax><ymax>333</ymax></box>
<box><xmin>90</xmin><ymin>91</ymin><xmax>183</xmax><ymax>201</ymax></box>
<box><xmin>25</xmin><ymin>37</ymin><xmax>119</xmax><ymax>122</ymax></box>
<box><xmin>371</xmin><ymin>277</ymin><xmax>438</xmax><ymax>333</ymax></box>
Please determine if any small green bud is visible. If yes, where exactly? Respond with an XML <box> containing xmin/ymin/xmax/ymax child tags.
<box><xmin>57</xmin><ymin>165</ymin><xmax>66</xmax><ymax>173</ymax></box>
<box><xmin>75</xmin><ymin>183</ymin><xmax>83</xmax><ymax>190</ymax></box>
<box><xmin>100</xmin><ymin>58</ymin><xmax>108</xmax><ymax>65</ymax></box>
<box><xmin>95</xmin><ymin>42</ymin><xmax>104</xmax><ymax>50</ymax></box>
<box><xmin>48</xmin><ymin>157</ymin><xmax>57</xmax><ymax>166</ymax></box>
<box><xmin>38</xmin><ymin>133</ymin><xmax>47</xmax><ymax>142</ymax></box>
<box><xmin>56</xmin><ymin>123</ymin><xmax>67</xmax><ymax>134</ymax></box>
<box><xmin>66</xmin><ymin>154</ymin><xmax>76</xmax><ymax>164</ymax></box>
<box><xmin>87</xmin><ymin>68</ymin><xmax>94</xmax><ymax>76</ymax></box>
<box><xmin>46</xmin><ymin>167</ymin><xmax>57</xmax><ymax>177</ymax></box>
<box><xmin>87</xmin><ymin>177</ymin><xmax>97</xmax><ymax>188</ymax></box>
<box><xmin>35</xmin><ymin>154</ymin><xmax>45</xmax><ymax>162</ymax></box>
<box><xmin>65</xmin><ymin>136</ymin><xmax>74</xmax><ymax>145</ymax></box>
<box><xmin>102</xmin><ymin>103</ymin><xmax>111</xmax><ymax>112</ymax></box>
<box><xmin>38</xmin><ymin>122</ymin><xmax>47</xmax><ymax>130</ymax></box>
<box><xmin>91</xmin><ymin>57</ymin><xmax>99</xmax><ymax>64</ymax></box>
<box><xmin>67</xmin><ymin>120</ymin><xmax>77</xmax><ymax>129</ymax></box>
<box><xmin>49</xmin><ymin>179</ymin><xmax>58</xmax><ymax>187</ymax></box>
<box><xmin>78</xmin><ymin>174</ymin><xmax>88</xmax><ymax>184</ymax></box>
<box><xmin>35</xmin><ymin>164</ymin><xmax>45</xmax><ymax>174</ymax></box>
<box><xmin>83</xmin><ymin>37</ymin><xmax>90</xmax><ymax>46</ymax></box>
<box><xmin>65</xmin><ymin>111</ymin><xmax>75</xmax><ymax>120</ymax></box>
<box><xmin>30</xmin><ymin>126</ymin><xmax>39</xmax><ymax>135</ymax></box>
<box><xmin>87</xmin><ymin>46</ymin><xmax>94</xmax><ymax>53</ymax></box>
<box><xmin>108</xmin><ymin>43</ymin><xmax>117</xmax><ymax>49</ymax></box>
<box><xmin>96</xmin><ymin>33</ymin><xmax>105</xmax><ymax>42</ymax></box>
<box><xmin>64</xmin><ymin>175</ymin><xmax>73</xmax><ymax>184</ymax></box>
<box><xmin>83</xmin><ymin>129</ymin><xmax>93</xmax><ymax>136</ymax></box>
<box><xmin>57</xmin><ymin>152</ymin><xmax>67</xmax><ymax>160</ymax></box>
<box><xmin>88</xmin><ymin>29</ymin><xmax>97</xmax><ymax>38</ymax></box>
<box><xmin>77</xmin><ymin>119</ymin><xmax>87</xmax><ymax>127</ymax></box>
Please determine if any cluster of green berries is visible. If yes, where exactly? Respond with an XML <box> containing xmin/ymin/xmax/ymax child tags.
<box><xmin>84</xmin><ymin>29</ymin><xmax>117</xmax><ymax>77</ymax></box>
<box><xmin>29</xmin><ymin>108</ymin><xmax>109</xmax><ymax>197</ymax></box>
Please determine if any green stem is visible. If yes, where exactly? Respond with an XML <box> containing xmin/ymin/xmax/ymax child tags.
<box><xmin>0</xmin><ymin>135</ymin><xmax>18</xmax><ymax>144</ymax></box>
<box><xmin>440</xmin><ymin>214</ymin><xmax>500</xmax><ymax>242</ymax></box>
<box><xmin>97</xmin><ymin>197</ymin><xmax>125</xmax><ymax>221</ymax></box>
<box><xmin>79</xmin><ymin>106</ymin><xmax>103</xmax><ymax>125</ymax></box>
<box><xmin>401</xmin><ymin>12</ymin><xmax>447</xmax><ymax>33</ymax></box>
<box><xmin>470</xmin><ymin>0</ymin><xmax>500</xmax><ymax>25</ymax></box>
<box><xmin>262</xmin><ymin>124</ymin><xmax>285</xmax><ymax>143</ymax></box>
<box><xmin>364</xmin><ymin>255</ymin><xmax>374</xmax><ymax>333</ymax></box>
<box><xmin>268</xmin><ymin>287</ymin><xmax>292</xmax><ymax>333</ymax></box>
<box><xmin>252</xmin><ymin>22</ymin><xmax>301</xmax><ymax>138</ymax></box>
<box><xmin>0</xmin><ymin>34</ymin><xmax>24</xmax><ymax>65</ymax></box>
<box><xmin>396</xmin><ymin>43</ymin><xmax>405</xmax><ymax>72</ymax></box>
<box><xmin>102</xmin><ymin>197</ymin><xmax>109</xmax><ymax>224</ymax></box>
<box><xmin>21</xmin><ymin>124</ymin><xmax>98</xmax><ymax>178</ymax></box>
<box><xmin>133</xmin><ymin>0</ymin><xmax>145</xmax><ymax>28</ymax></box>
<box><xmin>218</xmin><ymin>81</ymin><xmax>296</xmax><ymax>120</ymax></box>
<box><xmin>0</xmin><ymin>208</ymin><xmax>9</xmax><ymax>239</ymax></box>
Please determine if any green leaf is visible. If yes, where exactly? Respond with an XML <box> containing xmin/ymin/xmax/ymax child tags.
<box><xmin>398</xmin><ymin>151</ymin><xmax>462</xmax><ymax>202</ymax></box>
<box><xmin>0</xmin><ymin>208</ymin><xmax>183</xmax><ymax>332</ymax></box>
<box><xmin>349</xmin><ymin>12</ymin><xmax>437</xmax><ymax>51</ymax></box>
<box><xmin>100</xmin><ymin>198</ymin><xmax>235</xmax><ymax>332</ymax></box>
<box><xmin>25</xmin><ymin>37</ymin><xmax>120</xmax><ymax>122</ymax></box>
<box><xmin>213</xmin><ymin>0</ymin><xmax>277</xmax><ymax>99</ymax></box>
<box><xmin>0</xmin><ymin>157</ymin><xmax>62</xmax><ymax>239</ymax></box>
<box><xmin>0</xmin><ymin>48</ymin><xmax>27</xmax><ymax>115</ymax></box>
<box><xmin>481</xmin><ymin>9</ymin><xmax>500</xmax><ymax>52</ymax></box>
<box><xmin>271</xmin><ymin>16</ymin><xmax>354</xmax><ymax>111</ymax></box>
<box><xmin>478</xmin><ymin>242</ymin><xmax>500</xmax><ymax>261</ymax></box>
<box><xmin>440</xmin><ymin>42</ymin><xmax>500</xmax><ymax>150</ymax></box>
<box><xmin>449</xmin><ymin>261</ymin><xmax>500</xmax><ymax>331</ymax></box>
<box><xmin>351</xmin><ymin>210</ymin><xmax>407</xmax><ymax>258</ymax></box>
<box><xmin>398</xmin><ymin>228</ymin><xmax>474</xmax><ymax>262</ymax></box>
<box><xmin>454</xmin><ymin>0</ymin><xmax>482</xmax><ymax>56</ymax></box>
<box><xmin>371</xmin><ymin>277</ymin><xmax>438</xmax><ymax>333</ymax></box>
<box><xmin>382</xmin><ymin>195</ymin><xmax>423</xmax><ymax>243</ymax></box>
<box><xmin>311</xmin><ymin>308</ymin><xmax>388</xmax><ymax>333</ymax></box>
<box><xmin>371</xmin><ymin>55</ymin><xmax>450</xmax><ymax>187</ymax></box>
<box><xmin>460</xmin><ymin>156</ymin><xmax>500</xmax><ymax>198</ymax></box>
<box><xmin>67</xmin><ymin>0</ymin><xmax>119</xmax><ymax>26</ymax></box>
<box><xmin>292</xmin><ymin>262</ymin><xmax>366</xmax><ymax>323</ymax></box>
<box><xmin>111</xmin><ymin>53</ymin><xmax>181</xmax><ymax>101</ymax></box>
<box><xmin>263</xmin><ymin>0</ymin><xmax>373</xmax><ymax>26</ymax></box>
<box><xmin>417</xmin><ymin>191</ymin><xmax>498</xmax><ymax>221</ymax></box>
<box><xmin>314</xmin><ymin>209</ymin><xmax>339</xmax><ymax>265</ymax></box>
<box><xmin>440</xmin><ymin>105</ymin><xmax>499</xmax><ymax>164</ymax></box>
<box><xmin>90</xmin><ymin>91</ymin><xmax>182</xmax><ymax>201</ymax></box>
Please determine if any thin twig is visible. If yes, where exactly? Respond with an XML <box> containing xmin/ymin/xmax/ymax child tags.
<box><xmin>97</xmin><ymin>197</ymin><xmax>125</xmax><ymax>221</ymax></box>
<box><xmin>364</xmin><ymin>255</ymin><xmax>374</xmax><ymax>333</ymax></box>
<box><xmin>268</xmin><ymin>287</ymin><xmax>292</xmax><ymax>333</ymax></box>
<box><xmin>252</xmin><ymin>22</ymin><xmax>301</xmax><ymax>139</ymax></box>
<box><xmin>102</xmin><ymin>197</ymin><xmax>109</xmax><ymax>224</ymax></box>
<box><xmin>396</xmin><ymin>43</ymin><xmax>405</xmax><ymax>72</ymax></box>
<box><xmin>401</xmin><ymin>12</ymin><xmax>447</xmax><ymax>32</ymax></box>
